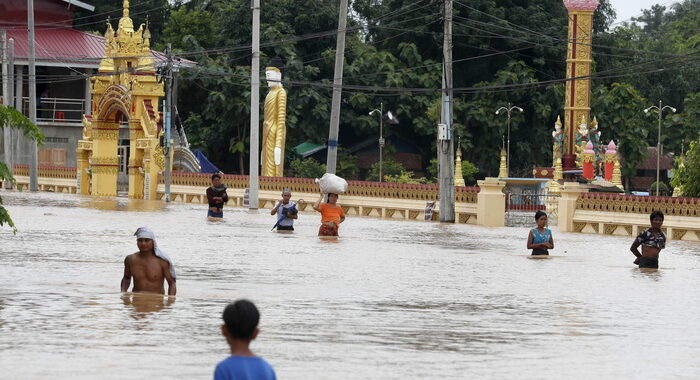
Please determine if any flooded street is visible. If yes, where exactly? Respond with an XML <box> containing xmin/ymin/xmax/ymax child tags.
<box><xmin>1</xmin><ymin>191</ymin><xmax>699</xmax><ymax>379</ymax></box>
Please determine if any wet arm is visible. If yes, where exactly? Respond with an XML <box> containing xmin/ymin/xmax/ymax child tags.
<box><xmin>271</xmin><ymin>201</ymin><xmax>281</xmax><ymax>215</ymax></box>
<box><xmin>548</xmin><ymin>235</ymin><xmax>554</xmax><ymax>250</ymax></box>
<box><xmin>630</xmin><ymin>240</ymin><xmax>642</xmax><ymax>258</ymax></box>
<box><xmin>163</xmin><ymin>262</ymin><xmax>177</xmax><ymax>296</ymax></box>
<box><xmin>312</xmin><ymin>194</ymin><xmax>323</xmax><ymax>212</ymax></box>
<box><xmin>120</xmin><ymin>257</ymin><xmax>131</xmax><ymax>292</ymax></box>
<box><xmin>526</xmin><ymin>231</ymin><xmax>536</xmax><ymax>249</ymax></box>
<box><xmin>222</xmin><ymin>191</ymin><xmax>229</xmax><ymax>203</ymax></box>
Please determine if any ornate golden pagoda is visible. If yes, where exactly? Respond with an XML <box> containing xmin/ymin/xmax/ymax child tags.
<box><xmin>77</xmin><ymin>0</ymin><xmax>165</xmax><ymax>199</ymax></box>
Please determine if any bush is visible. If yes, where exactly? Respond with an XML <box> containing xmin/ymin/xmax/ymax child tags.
<box><xmin>366</xmin><ymin>159</ymin><xmax>404</xmax><ymax>182</ymax></box>
<box><xmin>648</xmin><ymin>181</ymin><xmax>670</xmax><ymax>196</ymax></box>
<box><xmin>384</xmin><ymin>170</ymin><xmax>431</xmax><ymax>184</ymax></box>
<box><xmin>289</xmin><ymin>157</ymin><xmax>326</xmax><ymax>179</ymax></box>
<box><xmin>336</xmin><ymin>152</ymin><xmax>359</xmax><ymax>180</ymax></box>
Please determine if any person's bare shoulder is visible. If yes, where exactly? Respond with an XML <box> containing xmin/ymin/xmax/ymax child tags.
<box><xmin>124</xmin><ymin>253</ymin><xmax>138</xmax><ymax>264</ymax></box>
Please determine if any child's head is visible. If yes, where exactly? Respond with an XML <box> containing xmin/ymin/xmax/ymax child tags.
<box><xmin>221</xmin><ymin>299</ymin><xmax>260</xmax><ymax>342</ymax></box>
<box><xmin>650</xmin><ymin>210</ymin><xmax>664</xmax><ymax>229</ymax></box>
<box><xmin>535</xmin><ymin>211</ymin><xmax>547</xmax><ymax>227</ymax></box>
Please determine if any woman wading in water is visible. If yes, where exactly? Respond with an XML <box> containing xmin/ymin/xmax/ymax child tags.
<box><xmin>527</xmin><ymin>211</ymin><xmax>554</xmax><ymax>256</ymax></box>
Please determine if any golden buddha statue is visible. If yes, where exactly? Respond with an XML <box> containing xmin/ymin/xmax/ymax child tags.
<box><xmin>261</xmin><ymin>57</ymin><xmax>288</xmax><ymax>177</ymax></box>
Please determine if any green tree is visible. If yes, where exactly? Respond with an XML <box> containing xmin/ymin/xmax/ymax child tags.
<box><xmin>367</xmin><ymin>159</ymin><xmax>404</xmax><ymax>182</ymax></box>
<box><xmin>289</xmin><ymin>157</ymin><xmax>325</xmax><ymax>179</ymax></box>
<box><xmin>671</xmin><ymin>139</ymin><xmax>700</xmax><ymax>197</ymax></box>
<box><xmin>0</xmin><ymin>106</ymin><xmax>44</xmax><ymax>233</ymax></box>
<box><xmin>591</xmin><ymin>83</ymin><xmax>649</xmax><ymax>187</ymax></box>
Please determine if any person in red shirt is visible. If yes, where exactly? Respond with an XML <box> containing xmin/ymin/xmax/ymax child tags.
<box><xmin>312</xmin><ymin>192</ymin><xmax>346</xmax><ymax>236</ymax></box>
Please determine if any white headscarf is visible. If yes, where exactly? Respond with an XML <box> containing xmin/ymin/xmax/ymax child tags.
<box><xmin>134</xmin><ymin>226</ymin><xmax>176</xmax><ymax>280</ymax></box>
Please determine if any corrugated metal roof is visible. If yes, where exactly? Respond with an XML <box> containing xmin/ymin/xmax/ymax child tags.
<box><xmin>6</xmin><ymin>28</ymin><xmax>106</xmax><ymax>66</ymax></box>
<box><xmin>5</xmin><ymin>28</ymin><xmax>193</xmax><ymax>68</ymax></box>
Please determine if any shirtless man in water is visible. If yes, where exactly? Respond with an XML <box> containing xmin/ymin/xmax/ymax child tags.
<box><xmin>121</xmin><ymin>227</ymin><xmax>177</xmax><ymax>295</ymax></box>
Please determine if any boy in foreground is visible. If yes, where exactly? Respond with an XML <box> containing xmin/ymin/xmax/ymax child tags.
<box><xmin>214</xmin><ymin>300</ymin><xmax>276</xmax><ymax>380</ymax></box>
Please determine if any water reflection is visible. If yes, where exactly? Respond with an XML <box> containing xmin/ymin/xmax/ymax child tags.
<box><xmin>121</xmin><ymin>293</ymin><xmax>175</xmax><ymax>320</ymax></box>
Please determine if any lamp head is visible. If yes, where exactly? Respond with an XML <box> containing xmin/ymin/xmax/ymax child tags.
<box><xmin>514</xmin><ymin>106</ymin><xmax>523</xmax><ymax>112</ymax></box>
<box><xmin>670</xmin><ymin>107</ymin><xmax>677</xmax><ymax>113</ymax></box>
<box><xmin>644</xmin><ymin>107</ymin><xmax>652</xmax><ymax>114</ymax></box>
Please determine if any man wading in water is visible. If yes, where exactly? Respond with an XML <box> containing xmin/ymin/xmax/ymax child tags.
<box><xmin>121</xmin><ymin>227</ymin><xmax>177</xmax><ymax>295</ymax></box>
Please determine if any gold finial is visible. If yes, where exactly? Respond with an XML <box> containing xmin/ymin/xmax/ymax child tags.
<box><xmin>454</xmin><ymin>141</ymin><xmax>465</xmax><ymax>187</ymax></box>
<box><xmin>555</xmin><ymin>115</ymin><xmax>562</xmax><ymax>127</ymax></box>
<box><xmin>612</xmin><ymin>158</ymin><xmax>624</xmax><ymax>191</ymax></box>
<box><xmin>123</xmin><ymin>0</ymin><xmax>130</xmax><ymax>18</ymax></box>
<box><xmin>591</xmin><ymin>116</ymin><xmax>598</xmax><ymax>128</ymax></box>
<box><xmin>580</xmin><ymin>114</ymin><xmax>587</xmax><ymax>125</ymax></box>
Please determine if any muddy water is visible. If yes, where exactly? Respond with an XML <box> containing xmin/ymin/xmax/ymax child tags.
<box><xmin>1</xmin><ymin>191</ymin><xmax>699</xmax><ymax>379</ymax></box>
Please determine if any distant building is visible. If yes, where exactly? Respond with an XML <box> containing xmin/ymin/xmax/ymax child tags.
<box><xmin>630</xmin><ymin>146</ymin><xmax>673</xmax><ymax>192</ymax></box>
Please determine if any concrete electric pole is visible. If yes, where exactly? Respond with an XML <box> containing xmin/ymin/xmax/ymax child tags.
<box><xmin>325</xmin><ymin>0</ymin><xmax>349</xmax><ymax>174</ymax></box>
<box><xmin>248</xmin><ymin>0</ymin><xmax>261</xmax><ymax>209</ymax></box>
<box><xmin>28</xmin><ymin>0</ymin><xmax>39</xmax><ymax>191</ymax></box>
<box><xmin>438</xmin><ymin>0</ymin><xmax>455</xmax><ymax>222</ymax></box>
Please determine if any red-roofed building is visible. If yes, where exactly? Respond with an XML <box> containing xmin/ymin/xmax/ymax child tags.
<box><xmin>630</xmin><ymin>146</ymin><xmax>674</xmax><ymax>192</ymax></box>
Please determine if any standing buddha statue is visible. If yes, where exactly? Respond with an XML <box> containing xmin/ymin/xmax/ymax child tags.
<box><xmin>261</xmin><ymin>57</ymin><xmax>288</xmax><ymax>177</ymax></box>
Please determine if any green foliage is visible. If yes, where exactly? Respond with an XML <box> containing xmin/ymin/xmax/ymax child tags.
<box><xmin>0</xmin><ymin>105</ymin><xmax>44</xmax><ymax>233</ymax></box>
<box><xmin>671</xmin><ymin>139</ymin><xmax>700</xmax><ymax>197</ymax></box>
<box><xmin>336</xmin><ymin>152</ymin><xmax>360</xmax><ymax>180</ymax></box>
<box><xmin>289</xmin><ymin>157</ymin><xmax>326</xmax><ymax>179</ymax></box>
<box><xmin>384</xmin><ymin>170</ymin><xmax>430</xmax><ymax>184</ymax></box>
<box><xmin>461</xmin><ymin>160</ymin><xmax>479</xmax><ymax>185</ymax></box>
<box><xmin>648</xmin><ymin>181</ymin><xmax>670</xmax><ymax>196</ymax></box>
<box><xmin>591</xmin><ymin>83</ymin><xmax>649</xmax><ymax>181</ymax></box>
<box><xmin>366</xmin><ymin>159</ymin><xmax>405</xmax><ymax>182</ymax></box>
<box><xmin>426</xmin><ymin>158</ymin><xmax>478</xmax><ymax>185</ymax></box>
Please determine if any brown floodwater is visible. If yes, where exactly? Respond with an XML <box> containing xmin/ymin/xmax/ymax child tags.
<box><xmin>1</xmin><ymin>191</ymin><xmax>699</xmax><ymax>379</ymax></box>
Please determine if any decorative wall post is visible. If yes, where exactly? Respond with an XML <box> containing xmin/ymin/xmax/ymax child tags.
<box><xmin>612</xmin><ymin>158</ymin><xmax>624</xmax><ymax>191</ymax></box>
<box><xmin>558</xmin><ymin>182</ymin><xmax>587</xmax><ymax>232</ymax></box>
<box><xmin>604</xmin><ymin>140</ymin><xmax>616</xmax><ymax>181</ymax></box>
<box><xmin>582</xmin><ymin>141</ymin><xmax>595</xmax><ymax>179</ymax></box>
<box><xmin>562</xmin><ymin>0</ymin><xmax>599</xmax><ymax>169</ymax></box>
<box><xmin>454</xmin><ymin>146</ymin><xmax>465</xmax><ymax>186</ymax></box>
<box><xmin>549</xmin><ymin>157</ymin><xmax>563</xmax><ymax>193</ymax></box>
<box><xmin>477</xmin><ymin>177</ymin><xmax>506</xmax><ymax>227</ymax></box>
<box><xmin>498</xmin><ymin>148</ymin><xmax>508</xmax><ymax>178</ymax></box>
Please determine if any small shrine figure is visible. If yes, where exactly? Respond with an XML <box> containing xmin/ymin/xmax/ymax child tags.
<box><xmin>574</xmin><ymin>115</ymin><xmax>589</xmax><ymax>167</ymax></box>
<box><xmin>588</xmin><ymin>116</ymin><xmax>603</xmax><ymax>174</ymax></box>
<box><xmin>552</xmin><ymin>115</ymin><xmax>565</xmax><ymax>164</ymax></box>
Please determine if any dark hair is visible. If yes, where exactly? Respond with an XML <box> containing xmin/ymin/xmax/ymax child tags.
<box><xmin>650</xmin><ymin>210</ymin><xmax>664</xmax><ymax>221</ymax></box>
<box><xmin>222</xmin><ymin>299</ymin><xmax>260</xmax><ymax>340</ymax></box>
<box><xmin>535</xmin><ymin>211</ymin><xmax>547</xmax><ymax>221</ymax></box>
<box><xmin>211</xmin><ymin>173</ymin><xmax>221</xmax><ymax>180</ymax></box>
<box><xmin>328</xmin><ymin>193</ymin><xmax>338</xmax><ymax>198</ymax></box>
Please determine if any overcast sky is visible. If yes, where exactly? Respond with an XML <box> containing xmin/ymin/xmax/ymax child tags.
<box><xmin>610</xmin><ymin>0</ymin><xmax>679</xmax><ymax>24</ymax></box>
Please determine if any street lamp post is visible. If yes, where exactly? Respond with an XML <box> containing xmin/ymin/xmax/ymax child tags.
<box><xmin>369</xmin><ymin>103</ymin><xmax>384</xmax><ymax>181</ymax></box>
<box><xmin>495</xmin><ymin>103</ymin><xmax>523</xmax><ymax>176</ymax></box>
<box><xmin>644</xmin><ymin>100</ymin><xmax>676</xmax><ymax>196</ymax></box>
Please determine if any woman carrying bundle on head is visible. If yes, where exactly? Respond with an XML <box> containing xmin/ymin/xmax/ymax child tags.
<box><xmin>527</xmin><ymin>211</ymin><xmax>554</xmax><ymax>256</ymax></box>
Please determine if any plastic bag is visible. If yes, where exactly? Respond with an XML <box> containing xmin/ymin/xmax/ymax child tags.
<box><xmin>315</xmin><ymin>173</ymin><xmax>348</xmax><ymax>194</ymax></box>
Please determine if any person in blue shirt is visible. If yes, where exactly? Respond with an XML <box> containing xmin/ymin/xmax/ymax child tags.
<box><xmin>527</xmin><ymin>211</ymin><xmax>554</xmax><ymax>256</ymax></box>
<box><xmin>214</xmin><ymin>300</ymin><xmax>276</xmax><ymax>380</ymax></box>
<box><xmin>270</xmin><ymin>189</ymin><xmax>297</xmax><ymax>231</ymax></box>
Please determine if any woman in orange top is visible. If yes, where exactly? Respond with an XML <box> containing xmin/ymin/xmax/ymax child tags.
<box><xmin>312</xmin><ymin>192</ymin><xmax>346</xmax><ymax>236</ymax></box>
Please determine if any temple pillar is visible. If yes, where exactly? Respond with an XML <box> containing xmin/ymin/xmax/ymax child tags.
<box><xmin>604</xmin><ymin>140</ymin><xmax>616</xmax><ymax>181</ymax></box>
<box><xmin>563</xmin><ymin>0</ymin><xmax>599</xmax><ymax>167</ymax></box>
<box><xmin>76</xmin><ymin>150</ymin><xmax>91</xmax><ymax>195</ymax></box>
<box><xmin>90</xmin><ymin>122</ymin><xmax>119</xmax><ymax>196</ymax></box>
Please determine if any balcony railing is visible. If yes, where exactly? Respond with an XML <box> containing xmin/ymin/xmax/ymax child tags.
<box><xmin>22</xmin><ymin>97</ymin><xmax>87</xmax><ymax>124</ymax></box>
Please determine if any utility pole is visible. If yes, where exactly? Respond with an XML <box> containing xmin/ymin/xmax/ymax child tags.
<box><xmin>325</xmin><ymin>0</ymin><xmax>349</xmax><ymax>174</ymax></box>
<box><xmin>164</xmin><ymin>43</ymin><xmax>173</xmax><ymax>202</ymax></box>
<box><xmin>28</xmin><ymin>0</ymin><xmax>38</xmax><ymax>191</ymax></box>
<box><xmin>438</xmin><ymin>0</ymin><xmax>455</xmax><ymax>222</ymax></box>
<box><xmin>248</xmin><ymin>0</ymin><xmax>260</xmax><ymax>209</ymax></box>
<box><xmin>4</xmin><ymin>38</ymin><xmax>15</xmax><ymax>189</ymax></box>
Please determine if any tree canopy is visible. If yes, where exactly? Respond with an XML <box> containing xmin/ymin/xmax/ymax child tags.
<box><xmin>72</xmin><ymin>0</ymin><xmax>700</xmax><ymax>186</ymax></box>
